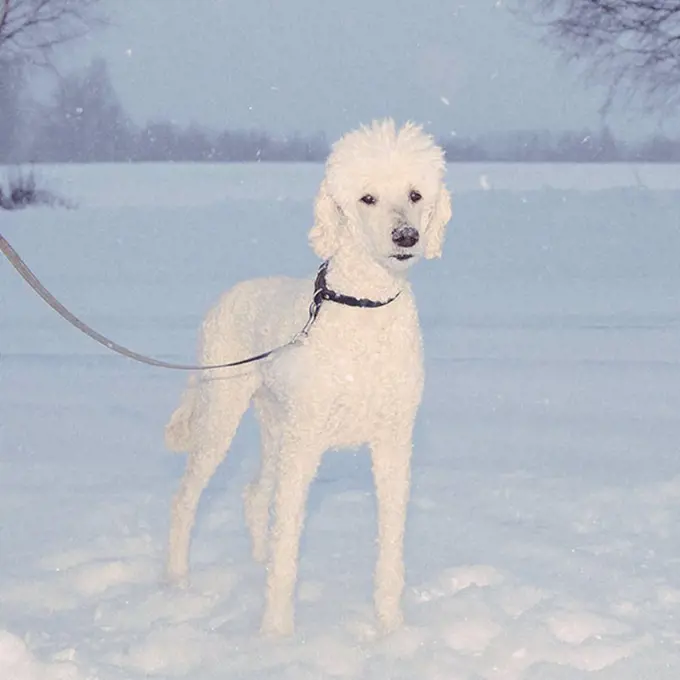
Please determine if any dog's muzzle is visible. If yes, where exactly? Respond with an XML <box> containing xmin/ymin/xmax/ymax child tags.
<box><xmin>391</xmin><ymin>226</ymin><xmax>419</xmax><ymax>260</ymax></box>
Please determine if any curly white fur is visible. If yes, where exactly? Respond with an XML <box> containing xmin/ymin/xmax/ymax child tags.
<box><xmin>165</xmin><ymin>119</ymin><xmax>452</xmax><ymax>636</ymax></box>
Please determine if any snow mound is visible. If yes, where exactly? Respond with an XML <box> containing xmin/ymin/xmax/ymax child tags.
<box><xmin>0</xmin><ymin>631</ymin><xmax>83</xmax><ymax>680</ymax></box>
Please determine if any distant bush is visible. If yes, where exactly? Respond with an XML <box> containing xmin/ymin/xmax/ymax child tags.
<box><xmin>0</xmin><ymin>167</ymin><xmax>70</xmax><ymax>210</ymax></box>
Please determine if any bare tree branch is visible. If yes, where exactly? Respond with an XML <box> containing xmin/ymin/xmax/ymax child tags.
<box><xmin>515</xmin><ymin>0</ymin><xmax>680</xmax><ymax>112</ymax></box>
<box><xmin>0</xmin><ymin>1</ymin><xmax>10</xmax><ymax>38</ymax></box>
<box><xmin>0</xmin><ymin>0</ymin><xmax>104</xmax><ymax>66</ymax></box>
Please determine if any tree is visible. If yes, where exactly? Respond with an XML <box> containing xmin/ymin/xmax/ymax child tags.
<box><xmin>520</xmin><ymin>0</ymin><xmax>680</xmax><ymax>111</ymax></box>
<box><xmin>33</xmin><ymin>58</ymin><xmax>133</xmax><ymax>161</ymax></box>
<box><xmin>136</xmin><ymin>120</ymin><xmax>181</xmax><ymax>162</ymax></box>
<box><xmin>0</xmin><ymin>1</ymin><xmax>104</xmax><ymax>161</ymax></box>
<box><xmin>0</xmin><ymin>0</ymin><xmax>103</xmax><ymax>66</ymax></box>
<box><xmin>0</xmin><ymin>58</ymin><xmax>24</xmax><ymax>159</ymax></box>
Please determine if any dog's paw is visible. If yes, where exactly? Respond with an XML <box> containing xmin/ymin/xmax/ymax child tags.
<box><xmin>260</xmin><ymin>608</ymin><xmax>295</xmax><ymax>637</ymax></box>
<box><xmin>377</xmin><ymin>606</ymin><xmax>404</xmax><ymax>635</ymax></box>
<box><xmin>165</xmin><ymin>565</ymin><xmax>190</xmax><ymax>590</ymax></box>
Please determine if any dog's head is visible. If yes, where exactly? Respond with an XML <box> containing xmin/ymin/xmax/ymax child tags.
<box><xmin>309</xmin><ymin>119</ymin><xmax>451</xmax><ymax>269</ymax></box>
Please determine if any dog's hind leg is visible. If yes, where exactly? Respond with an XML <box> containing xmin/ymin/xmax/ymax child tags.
<box><xmin>167</xmin><ymin>373</ymin><xmax>258</xmax><ymax>585</ymax></box>
<box><xmin>243</xmin><ymin>394</ymin><xmax>280</xmax><ymax>563</ymax></box>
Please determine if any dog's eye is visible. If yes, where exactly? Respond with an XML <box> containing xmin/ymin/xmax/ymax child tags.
<box><xmin>359</xmin><ymin>194</ymin><xmax>377</xmax><ymax>206</ymax></box>
<box><xmin>409</xmin><ymin>190</ymin><xmax>422</xmax><ymax>203</ymax></box>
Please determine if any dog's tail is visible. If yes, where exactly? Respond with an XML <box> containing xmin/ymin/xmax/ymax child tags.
<box><xmin>164</xmin><ymin>375</ymin><xmax>198</xmax><ymax>452</ymax></box>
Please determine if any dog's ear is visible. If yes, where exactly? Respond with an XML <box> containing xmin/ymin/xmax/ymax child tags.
<box><xmin>424</xmin><ymin>184</ymin><xmax>452</xmax><ymax>259</ymax></box>
<box><xmin>309</xmin><ymin>179</ymin><xmax>342</xmax><ymax>260</ymax></box>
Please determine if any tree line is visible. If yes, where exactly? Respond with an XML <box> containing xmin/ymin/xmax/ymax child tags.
<box><xmin>5</xmin><ymin>56</ymin><xmax>680</xmax><ymax>164</ymax></box>
<box><xmin>4</xmin><ymin>0</ymin><xmax>680</xmax><ymax>164</ymax></box>
<box><xmin>4</xmin><ymin>0</ymin><xmax>680</xmax><ymax>163</ymax></box>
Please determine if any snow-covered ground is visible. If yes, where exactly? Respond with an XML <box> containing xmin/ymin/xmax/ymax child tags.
<box><xmin>1</xmin><ymin>162</ymin><xmax>679</xmax><ymax>679</ymax></box>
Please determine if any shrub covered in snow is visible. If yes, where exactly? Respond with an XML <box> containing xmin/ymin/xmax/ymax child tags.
<box><xmin>0</xmin><ymin>167</ymin><xmax>69</xmax><ymax>210</ymax></box>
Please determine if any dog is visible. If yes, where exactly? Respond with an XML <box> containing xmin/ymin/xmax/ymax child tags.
<box><xmin>164</xmin><ymin>118</ymin><xmax>452</xmax><ymax>635</ymax></box>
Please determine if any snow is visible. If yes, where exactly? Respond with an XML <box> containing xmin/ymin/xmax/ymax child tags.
<box><xmin>1</xmin><ymin>162</ymin><xmax>680</xmax><ymax>679</ymax></box>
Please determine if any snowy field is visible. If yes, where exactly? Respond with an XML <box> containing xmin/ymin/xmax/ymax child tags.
<box><xmin>1</xmin><ymin>162</ymin><xmax>680</xmax><ymax>679</ymax></box>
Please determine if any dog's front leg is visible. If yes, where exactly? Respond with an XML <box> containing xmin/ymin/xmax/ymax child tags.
<box><xmin>261</xmin><ymin>432</ymin><xmax>323</xmax><ymax>636</ymax></box>
<box><xmin>370</xmin><ymin>427</ymin><xmax>413</xmax><ymax>633</ymax></box>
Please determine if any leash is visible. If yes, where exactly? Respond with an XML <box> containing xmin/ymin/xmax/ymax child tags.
<box><xmin>0</xmin><ymin>232</ymin><xmax>398</xmax><ymax>371</ymax></box>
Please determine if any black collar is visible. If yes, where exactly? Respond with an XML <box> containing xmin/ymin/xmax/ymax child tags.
<box><xmin>295</xmin><ymin>261</ymin><xmax>401</xmax><ymax>340</ymax></box>
<box><xmin>313</xmin><ymin>260</ymin><xmax>400</xmax><ymax>309</ymax></box>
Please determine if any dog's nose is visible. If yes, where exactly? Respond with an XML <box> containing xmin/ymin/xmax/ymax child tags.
<box><xmin>392</xmin><ymin>226</ymin><xmax>419</xmax><ymax>248</ymax></box>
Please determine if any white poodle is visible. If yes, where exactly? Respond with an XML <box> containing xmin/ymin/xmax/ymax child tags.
<box><xmin>164</xmin><ymin>119</ymin><xmax>452</xmax><ymax>635</ymax></box>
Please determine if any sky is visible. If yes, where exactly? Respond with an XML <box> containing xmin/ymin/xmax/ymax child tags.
<box><xmin>55</xmin><ymin>0</ymin><xmax>673</xmax><ymax>140</ymax></box>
